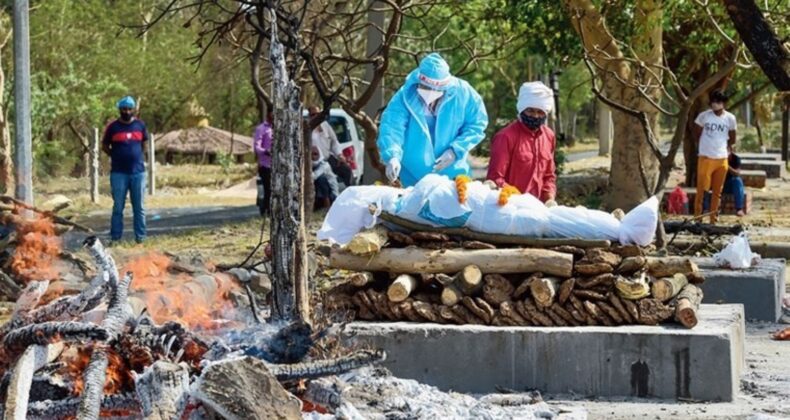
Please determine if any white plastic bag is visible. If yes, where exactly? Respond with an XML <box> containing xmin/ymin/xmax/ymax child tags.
<box><xmin>714</xmin><ymin>232</ymin><xmax>761</xmax><ymax>269</ymax></box>
<box><xmin>618</xmin><ymin>196</ymin><xmax>659</xmax><ymax>246</ymax></box>
<box><xmin>317</xmin><ymin>185</ymin><xmax>402</xmax><ymax>245</ymax></box>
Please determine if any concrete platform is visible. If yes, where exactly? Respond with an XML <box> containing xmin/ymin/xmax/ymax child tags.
<box><xmin>739</xmin><ymin>152</ymin><xmax>782</xmax><ymax>162</ymax></box>
<box><xmin>695</xmin><ymin>257</ymin><xmax>786</xmax><ymax>322</ymax></box>
<box><xmin>740</xmin><ymin>169</ymin><xmax>766</xmax><ymax>188</ymax></box>
<box><xmin>739</xmin><ymin>160</ymin><xmax>784</xmax><ymax>178</ymax></box>
<box><xmin>344</xmin><ymin>304</ymin><xmax>745</xmax><ymax>402</ymax></box>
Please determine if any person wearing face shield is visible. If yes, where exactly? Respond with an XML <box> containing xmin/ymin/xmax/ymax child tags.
<box><xmin>101</xmin><ymin>96</ymin><xmax>148</xmax><ymax>244</ymax></box>
<box><xmin>486</xmin><ymin>81</ymin><xmax>557</xmax><ymax>205</ymax></box>
<box><xmin>692</xmin><ymin>89</ymin><xmax>737</xmax><ymax>223</ymax></box>
<box><xmin>377</xmin><ymin>53</ymin><xmax>488</xmax><ymax>187</ymax></box>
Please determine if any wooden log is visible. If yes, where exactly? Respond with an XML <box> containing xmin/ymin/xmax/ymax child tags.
<box><xmin>610</xmin><ymin>244</ymin><xmax>643</xmax><ymax>258</ymax></box>
<box><xmin>0</xmin><ymin>269</ymin><xmax>21</xmax><ymax>300</ymax></box>
<box><xmin>412</xmin><ymin>301</ymin><xmax>442</xmax><ymax>323</ymax></box>
<box><xmin>523</xmin><ymin>299</ymin><xmax>554</xmax><ymax>326</ymax></box>
<box><xmin>646</xmin><ymin>257</ymin><xmax>699</xmax><ymax>278</ymax></box>
<box><xmin>637</xmin><ymin>299</ymin><xmax>674</xmax><ymax>325</ymax></box>
<box><xmin>387</xmin><ymin>274</ymin><xmax>418</xmax><ymax>303</ymax></box>
<box><xmin>351</xmin><ymin>294</ymin><xmax>375</xmax><ymax>320</ymax></box>
<box><xmin>598</xmin><ymin>301</ymin><xmax>624</xmax><ymax>324</ymax></box>
<box><xmin>387</xmin><ymin>231</ymin><xmax>415</xmax><ymax>246</ymax></box>
<box><xmin>346</xmin><ymin>226</ymin><xmax>389</xmax><ymax>255</ymax></box>
<box><xmin>483</xmin><ymin>274</ymin><xmax>515</xmax><ymax>307</ymax></box>
<box><xmin>438</xmin><ymin>305</ymin><xmax>465</xmax><ymax>324</ymax></box>
<box><xmin>349</xmin><ymin>272</ymin><xmax>375</xmax><ymax>287</ymax></box>
<box><xmin>674</xmin><ymin>284</ymin><xmax>703</xmax><ymax>328</ymax></box>
<box><xmin>573</xmin><ymin>289</ymin><xmax>607</xmax><ymax>301</ymax></box>
<box><xmin>564</xmin><ymin>303</ymin><xmax>587</xmax><ymax>324</ymax></box>
<box><xmin>369</xmin><ymin>290</ymin><xmax>398</xmax><ymax>320</ymax></box>
<box><xmin>441</xmin><ymin>284</ymin><xmax>463</xmax><ymax>306</ymax></box>
<box><xmin>514</xmin><ymin>300</ymin><xmax>534</xmax><ymax>324</ymax></box>
<box><xmin>574</xmin><ymin>262</ymin><xmax>614</xmax><ymax>276</ymax></box>
<box><xmin>474</xmin><ymin>298</ymin><xmax>496</xmax><ymax>322</ymax></box>
<box><xmin>608</xmin><ymin>294</ymin><xmax>636</xmax><ymax>324</ymax></box>
<box><xmin>330</xmin><ymin>247</ymin><xmax>574</xmax><ymax>277</ymax></box>
<box><xmin>450</xmin><ymin>304</ymin><xmax>484</xmax><ymax>325</ymax></box>
<box><xmin>500</xmin><ymin>301</ymin><xmax>530</xmax><ymax>325</ymax></box>
<box><xmin>514</xmin><ymin>273</ymin><xmax>541</xmax><ymax>299</ymax></box>
<box><xmin>549</xmin><ymin>245</ymin><xmax>585</xmax><ymax>260</ymax></box>
<box><xmin>552</xmin><ymin>303</ymin><xmax>580</xmax><ymax>326</ymax></box>
<box><xmin>434</xmin><ymin>273</ymin><xmax>455</xmax><ymax>286</ymax></box>
<box><xmin>540</xmin><ymin>306</ymin><xmax>566</xmax><ymax>326</ymax></box>
<box><xmin>622</xmin><ymin>298</ymin><xmax>640</xmax><ymax>322</ymax></box>
<box><xmin>398</xmin><ymin>300</ymin><xmax>423</xmax><ymax>322</ymax></box>
<box><xmin>388</xmin><ymin>301</ymin><xmax>404</xmax><ymax>319</ymax></box>
<box><xmin>584</xmin><ymin>248</ymin><xmax>622</xmax><ymax>267</ymax></box>
<box><xmin>462</xmin><ymin>240</ymin><xmax>496</xmax><ymax>250</ymax></box>
<box><xmin>558</xmin><ymin>278</ymin><xmax>576</xmax><ymax>305</ymax></box>
<box><xmin>529</xmin><ymin>277</ymin><xmax>560</xmax><ymax>308</ymax></box>
<box><xmin>134</xmin><ymin>361</ymin><xmax>190</xmax><ymax>420</ymax></box>
<box><xmin>376</xmin><ymin>208</ymin><xmax>612</xmax><ymax>248</ymax></box>
<box><xmin>617</xmin><ymin>256</ymin><xmax>647</xmax><ymax>275</ymax></box>
<box><xmin>615</xmin><ymin>274</ymin><xmax>651</xmax><ymax>300</ymax></box>
<box><xmin>412</xmin><ymin>292</ymin><xmax>440</xmax><ymax>304</ymax></box>
<box><xmin>3</xmin><ymin>343</ymin><xmax>63</xmax><ymax>420</ymax></box>
<box><xmin>651</xmin><ymin>273</ymin><xmax>689</xmax><ymax>302</ymax></box>
<box><xmin>455</xmin><ymin>265</ymin><xmax>483</xmax><ymax>295</ymax></box>
<box><xmin>583</xmin><ymin>301</ymin><xmax>614</xmax><ymax>326</ymax></box>
<box><xmin>410</xmin><ymin>231</ymin><xmax>450</xmax><ymax>242</ymax></box>
<box><xmin>576</xmin><ymin>273</ymin><xmax>616</xmax><ymax>289</ymax></box>
<box><xmin>462</xmin><ymin>297</ymin><xmax>492</xmax><ymax>324</ymax></box>
<box><xmin>686</xmin><ymin>271</ymin><xmax>705</xmax><ymax>285</ymax></box>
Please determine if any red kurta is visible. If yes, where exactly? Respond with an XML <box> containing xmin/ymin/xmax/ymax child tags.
<box><xmin>486</xmin><ymin>121</ymin><xmax>557</xmax><ymax>201</ymax></box>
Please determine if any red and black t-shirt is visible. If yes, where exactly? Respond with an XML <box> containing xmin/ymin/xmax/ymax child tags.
<box><xmin>102</xmin><ymin>119</ymin><xmax>148</xmax><ymax>174</ymax></box>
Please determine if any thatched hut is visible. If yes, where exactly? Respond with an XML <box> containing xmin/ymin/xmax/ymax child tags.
<box><xmin>155</xmin><ymin>101</ymin><xmax>254</xmax><ymax>164</ymax></box>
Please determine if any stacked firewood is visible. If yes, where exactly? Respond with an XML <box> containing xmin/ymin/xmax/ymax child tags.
<box><xmin>327</xmin><ymin>225</ymin><xmax>705</xmax><ymax>329</ymax></box>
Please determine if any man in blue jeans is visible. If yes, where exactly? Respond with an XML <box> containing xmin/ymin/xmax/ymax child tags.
<box><xmin>102</xmin><ymin>96</ymin><xmax>148</xmax><ymax>243</ymax></box>
<box><xmin>704</xmin><ymin>145</ymin><xmax>745</xmax><ymax>217</ymax></box>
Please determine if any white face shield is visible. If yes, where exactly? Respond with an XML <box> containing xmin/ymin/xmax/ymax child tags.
<box><xmin>417</xmin><ymin>87</ymin><xmax>444</xmax><ymax>105</ymax></box>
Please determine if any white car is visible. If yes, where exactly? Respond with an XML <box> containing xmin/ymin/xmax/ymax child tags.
<box><xmin>303</xmin><ymin>108</ymin><xmax>365</xmax><ymax>184</ymax></box>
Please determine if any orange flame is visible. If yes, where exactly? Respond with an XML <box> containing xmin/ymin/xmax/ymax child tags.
<box><xmin>10</xmin><ymin>215</ymin><xmax>62</xmax><ymax>282</ymax></box>
<box><xmin>60</xmin><ymin>346</ymin><xmax>133</xmax><ymax>396</ymax></box>
<box><xmin>122</xmin><ymin>253</ymin><xmax>240</xmax><ymax>329</ymax></box>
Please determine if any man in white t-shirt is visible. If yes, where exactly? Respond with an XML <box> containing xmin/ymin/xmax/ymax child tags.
<box><xmin>693</xmin><ymin>90</ymin><xmax>737</xmax><ymax>223</ymax></box>
<box><xmin>307</xmin><ymin>106</ymin><xmax>354</xmax><ymax>187</ymax></box>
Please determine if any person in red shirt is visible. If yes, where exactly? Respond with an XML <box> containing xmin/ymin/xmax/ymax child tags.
<box><xmin>486</xmin><ymin>81</ymin><xmax>557</xmax><ymax>205</ymax></box>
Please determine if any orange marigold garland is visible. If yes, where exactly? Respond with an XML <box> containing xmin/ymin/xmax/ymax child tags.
<box><xmin>455</xmin><ymin>175</ymin><xmax>471</xmax><ymax>204</ymax></box>
<box><xmin>498</xmin><ymin>185</ymin><xmax>520</xmax><ymax>206</ymax></box>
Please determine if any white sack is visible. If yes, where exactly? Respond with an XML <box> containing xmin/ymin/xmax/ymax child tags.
<box><xmin>317</xmin><ymin>185</ymin><xmax>402</xmax><ymax>245</ymax></box>
<box><xmin>714</xmin><ymin>232</ymin><xmax>761</xmax><ymax>269</ymax></box>
<box><xmin>618</xmin><ymin>196</ymin><xmax>659</xmax><ymax>246</ymax></box>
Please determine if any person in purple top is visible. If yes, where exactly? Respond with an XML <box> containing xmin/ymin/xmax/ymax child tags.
<box><xmin>102</xmin><ymin>96</ymin><xmax>148</xmax><ymax>244</ymax></box>
<box><xmin>253</xmin><ymin>109</ymin><xmax>274</xmax><ymax>215</ymax></box>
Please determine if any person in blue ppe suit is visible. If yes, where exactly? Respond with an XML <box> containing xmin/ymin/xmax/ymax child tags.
<box><xmin>377</xmin><ymin>53</ymin><xmax>488</xmax><ymax>186</ymax></box>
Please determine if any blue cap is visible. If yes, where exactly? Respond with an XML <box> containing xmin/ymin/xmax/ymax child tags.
<box><xmin>417</xmin><ymin>53</ymin><xmax>451</xmax><ymax>90</ymax></box>
<box><xmin>117</xmin><ymin>96</ymin><xmax>136</xmax><ymax>109</ymax></box>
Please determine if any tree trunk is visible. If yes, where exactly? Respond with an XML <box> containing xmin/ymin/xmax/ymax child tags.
<box><xmin>330</xmin><ymin>247</ymin><xmax>574</xmax><ymax>277</ymax></box>
<box><xmin>0</xmin><ymin>30</ymin><xmax>13</xmax><ymax>195</ymax></box>
<box><xmin>608</xmin><ymin>103</ymin><xmax>660</xmax><ymax>211</ymax></box>
<box><xmin>268</xmin><ymin>9</ymin><xmax>309</xmax><ymax>323</ymax></box>
<box><xmin>722</xmin><ymin>0</ymin><xmax>790</xmax><ymax>91</ymax></box>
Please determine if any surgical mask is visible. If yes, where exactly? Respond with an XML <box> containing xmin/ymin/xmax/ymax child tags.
<box><xmin>711</xmin><ymin>102</ymin><xmax>724</xmax><ymax>111</ymax></box>
<box><xmin>417</xmin><ymin>87</ymin><xmax>443</xmax><ymax>105</ymax></box>
<box><xmin>519</xmin><ymin>112</ymin><xmax>546</xmax><ymax>130</ymax></box>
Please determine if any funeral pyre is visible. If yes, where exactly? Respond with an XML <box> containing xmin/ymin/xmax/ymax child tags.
<box><xmin>325</xmin><ymin>219</ymin><xmax>705</xmax><ymax>329</ymax></box>
<box><xmin>0</xmin><ymin>212</ymin><xmax>384</xmax><ymax>419</ymax></box>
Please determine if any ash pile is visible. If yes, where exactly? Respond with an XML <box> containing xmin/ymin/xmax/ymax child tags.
<box><xmin>0</xmin><ymin>236</ymin><xmax>384</xmax><ymax>419</ymax></box>
<box><xmin>326</xmin><ymin>222</ymin><xmax>706</xmax><ymax>329</ymax></box>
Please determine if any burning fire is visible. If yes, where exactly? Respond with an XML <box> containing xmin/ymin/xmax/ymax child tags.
<box><xmin>122</xmin><ymin>253</ymin><xmax>240</xmax><ymax>329</ymax></box>
<box><xmin>60</xmin><ymin>346</ymin><xmax>134</xmax><ymax>396</ymax></box>
<box><xmin>9</xmin><ymin>215</ymin><xmax>62</xmax><ymax>282</ymax></box>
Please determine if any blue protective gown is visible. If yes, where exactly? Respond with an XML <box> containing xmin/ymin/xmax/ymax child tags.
<box><xmin>377</xmin><ymin>69</ymin><xmax>488</xmax><ymax>186</ymax></box>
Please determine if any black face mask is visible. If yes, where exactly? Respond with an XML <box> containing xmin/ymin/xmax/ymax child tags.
<box><xmin>119</xmin><ymin>111</ymin><xmax>134</xmax><ymax>122</ymax></box>
<box><xmin>519</xmin><ymin>113</ymin><xmax>546</xmax><ymax>130</ymax></box>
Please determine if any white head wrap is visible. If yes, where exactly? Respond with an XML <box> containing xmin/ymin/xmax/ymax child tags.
<box><xmin>516</xmin><ymin>81</ymin><xmax>554</xmax><ymax>115</ymax></box>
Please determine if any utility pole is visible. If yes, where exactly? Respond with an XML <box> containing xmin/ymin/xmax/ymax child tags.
<box><xmin>13</xmin><ymin>0</ymin><xmax>32</xmax><ymax>204</ymax></box>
